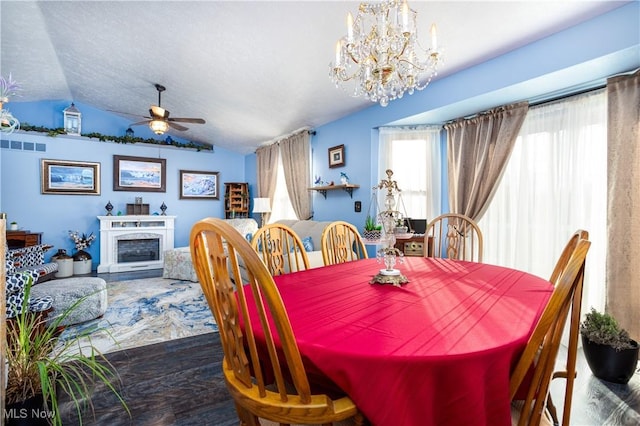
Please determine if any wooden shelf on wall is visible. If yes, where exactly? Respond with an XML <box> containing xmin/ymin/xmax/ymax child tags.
<box><xmin>308</xmin><ymin>184</ymin><xmax>360</xmax><ymax>199</ymax></box>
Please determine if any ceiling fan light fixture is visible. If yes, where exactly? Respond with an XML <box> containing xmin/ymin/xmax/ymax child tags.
<box><xmin>149</xmin><ymin>119</ymin><xmax>169</xmax><ymax>135</ymax></box>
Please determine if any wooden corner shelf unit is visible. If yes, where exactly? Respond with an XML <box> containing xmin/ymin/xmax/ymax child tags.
<box><xmin>224</xmin><ymin>182</ymin><xmax>249</xmax><ymax>218</ymax></box>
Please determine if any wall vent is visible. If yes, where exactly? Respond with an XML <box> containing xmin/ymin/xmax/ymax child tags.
<box><xmin>0</xmin><ymin>139</ymin><xmax>46</xmax><ymax>152</ymax></box>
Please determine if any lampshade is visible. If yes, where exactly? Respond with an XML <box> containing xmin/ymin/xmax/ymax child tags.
<box><xmin>252</xmin><ymin>198</ymin><xmax>271</xmax><ymax>213</ymax></box>
<box><xmin>149</xmin><ymin>119</ymin><xmax>169</xmax><ymax>135</ymax></box>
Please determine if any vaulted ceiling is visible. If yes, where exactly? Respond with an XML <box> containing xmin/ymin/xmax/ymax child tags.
<box><xmin>0</xmin><ymin>1</ymin><xmax>629</xmax><ymax>154</ymax></box>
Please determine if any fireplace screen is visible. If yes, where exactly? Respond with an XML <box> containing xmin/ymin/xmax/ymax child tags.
<box><xmin>117</xmin><ymin>238</ymin><xmax>160</xmax><ymax>263</ymax></box>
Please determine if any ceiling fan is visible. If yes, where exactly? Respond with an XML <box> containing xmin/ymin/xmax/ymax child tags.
<box><xmin>127</xmin><ymin>84</ymin><xmax>205</xmax><ymax>135</ymax></box>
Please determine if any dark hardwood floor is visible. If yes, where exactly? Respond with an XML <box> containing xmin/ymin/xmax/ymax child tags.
<box><xmin>59</xmin><ymin>332</ymin><xmax>237</xmax><ymax>426</ymax></box>
<box><xmin>57</xmin><ymin>270</ymin><xmax>639</xmax><ymax>425</ymax></box>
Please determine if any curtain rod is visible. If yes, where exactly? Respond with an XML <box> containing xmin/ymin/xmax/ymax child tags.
<box><xmin>254</xmin><ymin>128</ymin><xmax>315</xmax><ymax>153</ymax></box>
<box><xmin>530</xmin><ymin>67</ymin><xmax>638</xmax><ymax>107</ymax></box>
<box><xmin>529</xmin><ymin>83</ymin><xmax>605</xmax><ymax>108</ymax></box>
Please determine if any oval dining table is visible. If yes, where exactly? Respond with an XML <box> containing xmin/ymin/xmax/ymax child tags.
<box><xmin>243</xmin><ymin>256</ymin><xmax>553</xmax><ymax>426</ymax></box>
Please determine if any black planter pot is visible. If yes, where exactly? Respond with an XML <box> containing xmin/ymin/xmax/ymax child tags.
<box><xmin>5</xmin><ymin>394</ymin><xmax>51</xmax><ymax>426</ymax></box>
<box><xmin>72</xmin><ymin>249</ymin><xmax>92</xmax><ymax>261</ymax></box>
<box><xmin>582</xmin><ymin>335</ymin><xmax>639</xmax><ymax>384</ymax></box>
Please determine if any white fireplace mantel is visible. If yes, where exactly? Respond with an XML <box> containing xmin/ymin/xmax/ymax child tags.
<box><xmin>97</xmin><ymin>215</ymin><xmax>176</xmax><ymax>273</ymax></box>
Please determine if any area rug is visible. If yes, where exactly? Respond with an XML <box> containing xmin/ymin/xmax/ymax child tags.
<box><xmin>57</xmin><ymin>277</ymin><xmax>218</xmax><ymax>356</ymax></box>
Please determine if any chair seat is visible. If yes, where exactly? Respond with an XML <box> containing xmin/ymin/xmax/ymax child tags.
<box><xmin>511</xmin><ymin>400</ymin><xmax>553</xmax><ymax>426</ymax></box>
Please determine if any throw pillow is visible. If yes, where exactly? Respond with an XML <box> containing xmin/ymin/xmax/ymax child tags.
<box><xmin>302</xmin><ymin>236</ymin><xmax>314</xmax><ymax>252</ymax></box>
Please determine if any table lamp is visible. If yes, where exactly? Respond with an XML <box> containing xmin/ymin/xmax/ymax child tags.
<box><xmin>252</xmin><ymin>198</ymin><xmax>271</xmax><ymax>227</ymax></box>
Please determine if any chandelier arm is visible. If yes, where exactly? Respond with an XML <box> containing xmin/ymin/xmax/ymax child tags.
<box><xmin>398</xmin><ymin>58</ymin><xmax>427</xmax><ymax>71</ymax></box>
<box><xmin>397</xmin><ymin>38</ymin><xmax>410</xmax><ymax>58</ymax></box>
<box><xmin>333</xmin><ymin>67</ymin><xmax>361</xmax><ymax>83</ymax></box>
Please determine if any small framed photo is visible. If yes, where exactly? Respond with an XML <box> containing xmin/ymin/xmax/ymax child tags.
<box><xmin>113</xmin><ymin>155</ymin><xmax>166</xmax><ymax>192</ymax></box>
<box><xmin>328</xmin><ymin>144</ymin><xmax>345</xmax><ymax>168</ymax></box>
<box><xmin>180</xmin><ymin>170</ymin><xmax>220</xmax><ymax>199</ymax></box>
<box><xmin>41</xmin><ymin>159</ymin><xmax>101</xmax><ymax>195</ymax></box>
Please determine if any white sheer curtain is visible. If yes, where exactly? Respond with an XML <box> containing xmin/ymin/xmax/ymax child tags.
<box><xmin>378</xmin><ymin>126</ymin><xmax>442</xmax><ymax>221</ymax></box>
<box><xmin>479</xmin><ymin>89</ymin><xmax>607</xmax><ymax>315</ymax></box>
<box><xmin>269</xmin><ymin>152</ymin><xmax>297</xmax><ymax>223</ymax></box>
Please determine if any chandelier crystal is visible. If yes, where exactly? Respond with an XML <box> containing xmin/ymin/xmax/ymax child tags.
<box><xmin>329</xmin><ymin>0</ymin><xmax>443</xmax><ymax>107</ymax></box>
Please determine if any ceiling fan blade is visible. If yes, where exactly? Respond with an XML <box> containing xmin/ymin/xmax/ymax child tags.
<box><xmin>150</xmin><ymin>106</ymin><xmax>169</xmax><ymax>119</ymax></box>
<box><xmin>167</xmin><ymin>121</ymin><xmax>189</xmax><ymax>131</ymax></box>
<box><xmin>107</xmin><ymin>109</ymin><xmax>149</xmax><ymax>119</ymax></box>
<box><xmin>168</xmin><ymin>117</ymin><xmax>205</xmax><ymax>124</ymax></box>
<box><xmin>129</xmin><ymin>119</ymin><xmax>153</xmax><ymax>126</ymax></box>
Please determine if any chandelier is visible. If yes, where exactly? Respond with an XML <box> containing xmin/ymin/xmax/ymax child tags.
<box><xmin>329</xmin><ymin>0</ymin><xmax>442</xmax><ymax>107</ymax></box>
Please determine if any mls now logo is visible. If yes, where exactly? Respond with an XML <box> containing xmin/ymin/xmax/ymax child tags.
<box><xmin>4</xmin><ymin>407</ymin><xmax>55</xmax><ymax>421</ymax></box>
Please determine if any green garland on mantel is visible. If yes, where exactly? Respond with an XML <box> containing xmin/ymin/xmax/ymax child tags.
<box><xmin>19</xmin><ymin>122</ymin><xmax>213</xmax><ymax>152</ymax></box>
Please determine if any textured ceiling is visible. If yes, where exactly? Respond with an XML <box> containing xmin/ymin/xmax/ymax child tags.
<box><xmin>0</xmin><ymin>1</ymin><xmax>629</xmax><ymax>154</ymax></box>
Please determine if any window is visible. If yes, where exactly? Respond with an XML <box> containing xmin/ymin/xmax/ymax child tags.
<box><xmin>479</xmin><ymin>89</ymin><xmax>607</xmax><ymax>313</ymax></box>
<box><xmin>268</xmin><ymin>151</ymin><xmax>297</xmax><ymax>223</ymax></box>
<box><xmin>378</xmin><ymin>127</ymin><xmax>442</xmax><ymax>223</ymax></box>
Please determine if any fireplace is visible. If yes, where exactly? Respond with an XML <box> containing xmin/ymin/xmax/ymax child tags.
<box><xmin>97</xmin><ymin>215</ymin><xmax>175</xmax><ymax>273</ymax></box>
<box><xmin>117</xmin><ymin>236</ymin><xmax>160</xmax><ymax>263</ymax></box>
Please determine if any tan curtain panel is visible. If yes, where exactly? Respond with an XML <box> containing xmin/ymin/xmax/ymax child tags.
<box><xmin>606</xmin><ymin>70</ymin><xmax>640</xmax><ymax>340</ymax></box>
<box><xmin>255</xmin><ymin>143</ymin><xmax>279</xmax><ymax>224</ymax></box>
<box><xmin>445</xmin><ymin>102</ymin><xmax>528</xmax><ymax>221</ymax></box>
<box><xmin>280</xmin><ymin>131</ymin><xmax>312</xmax><ymax>220</ymax></box>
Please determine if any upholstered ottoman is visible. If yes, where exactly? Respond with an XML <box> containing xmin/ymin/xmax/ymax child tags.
<box><xmin>30</xmin><ymin>277</ymin><xmax>108</xmax><ymax>326</ymax></box>
<box><xmin>163</xmin><ymin>218</ymin><xmax>259</xmax><ymax>283</ymax></box>
<box><xmin>163</xmin><ymin>247</ymin><xmax>198</xmax><ymax>282</ymax></box>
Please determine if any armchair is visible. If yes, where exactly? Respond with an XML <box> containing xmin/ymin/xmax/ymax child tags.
<box><xmin>5</xmin><ymin>243</ymin><xmax>59</xmax><ymax>283</ymax></box>
<box><xmin>6</xmin><ymin>271</ymin><xmax>53</xmax><ymax>320</ymax></box>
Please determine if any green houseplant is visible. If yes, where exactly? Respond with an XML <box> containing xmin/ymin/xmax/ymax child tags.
<box><xmin>5</xmin><ymin>276</ymin><xmax>129</xmax><ymax>425</ymax></box>
<box><xmin>579</xmin><ymin>307</ymin><xmax>639</xmax><ymax>384</ymax></box>
<box><xmin>363</xmin><ymin>215</ymin><xmax>382</xmax><ymax>241</ymax></box>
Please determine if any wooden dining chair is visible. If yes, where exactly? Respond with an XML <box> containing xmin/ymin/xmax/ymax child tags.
<box><xmin>190</xmin><ymin>218</ymin><xmax>364</xmax><ymax>426</ymax></box>
<box><xmin>251</xmin><ymin>223</ymin><xmax>310</xmax><ymax>276</ymax></box>
<box><xmin>545</xmin><ymin>229</ymin><xmax>589</xmax><ymax>426</ymax></box>
<box><xmin>424</xmin><ymin>213</ymin><xmax>483</xmax><ymax>262</ymax></box>
<box><xmin>509</xmin><ymin>238</ymin><xmax>591</xmax><ymax>426</ymax></box>
<box><xmin>320</xmin><ymin>221</ymin><xmax>368</xmax><ymax>266</ymax></box>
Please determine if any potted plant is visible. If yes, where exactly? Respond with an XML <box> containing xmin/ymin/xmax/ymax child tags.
<box><xmin>9</xmin><ymin>221</ymin><xmax>18</xmax><ymax>230</ymax></box>
<box><xmin>580</xmin><ymin>307</ymin><xmax>639</xmax><ymax>384</ymax></box>
<box><xmin>5</xmin><ymin>275</ymin><xmax>129</xmax><ymax>425</ymax></box>
<box><xmin>0</xmin><ymin>72</ymin><xmax>21</xmax><ymax>105</ymax></box>
<box><xmin>363</xmin><ymin>215</ymin><xmax>382</xmax><ymax>241</ymax></box>
<box><xmin>394</xmin><ymin>218</ymin><xmax>408</xmax><ymax>235</ymax></box>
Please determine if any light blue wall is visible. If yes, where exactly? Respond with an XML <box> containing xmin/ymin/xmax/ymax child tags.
<box><xmin>1</xmin><ymin>2</ymin><xmax>638</xmax><ymax>268</ymax></box>
<box><xmin>0</xmin><ymin>108</ymin><xmax>245</xmax><ymax>267</ymax></box>
<box><xmin>308</xmin><ymin>1</ymin><xmax>639</xmax><ymax>227</ymax></box>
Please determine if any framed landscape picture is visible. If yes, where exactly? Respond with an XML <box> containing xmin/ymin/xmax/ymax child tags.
<box><xmin>41</xmin><ymin>159</ymin><xmax>101</xmax><ymax>195</ymax></box>
<box><xmin>328</xmin><ymin>144</ymin><xmax>345</xmax><ymax>168</ymax></box>
<box><xmin>113</xmin><ymin>155</ymin><xmax>166</xmax><ymax>192</ymax></box>
<box><xmin>179</xmin><ymin>170</ymin><xmax>219</xmax><ymax>199</ymax></box>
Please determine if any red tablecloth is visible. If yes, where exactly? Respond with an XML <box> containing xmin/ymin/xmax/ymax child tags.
<box><xmin>247</xmin><ymin>257</ymin><xmax>552</xmax><ymax>426</ymax></box>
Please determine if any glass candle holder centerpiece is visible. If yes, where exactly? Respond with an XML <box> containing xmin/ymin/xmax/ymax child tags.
<box><xmin>369</xmin><ymin>169</ymin><xmax>410</xmax><ymax>287</ymax></box>
<box><xmin>376</xmin><ymin>246</ymin><xmax>404</xmax><ymax>275</ymax></box>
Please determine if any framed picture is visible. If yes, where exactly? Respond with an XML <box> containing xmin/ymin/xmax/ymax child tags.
<box><xmin>179</xmin><ymin>170</ymin><xmax>220</xmax><ymax>199</ymax></box>
<box><xmin>41</xmin><ymin>159</ymin><xmax>101</xmax><ymax>195</ymax></box>
<box><xmin>328</xmin><ymin>144</ymin><xmax>345</xmax><ymax>168</ymax></box>
<box><xmin>113</xmin><ymin>155</ymin><xmax>166</xmax><ymax>192</ymax></box>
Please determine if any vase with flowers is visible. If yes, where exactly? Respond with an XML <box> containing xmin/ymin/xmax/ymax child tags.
<box><xmin>69</xmin><ymin>230</ymin><xmax>96</xmax><ymax>275</ymax></box>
